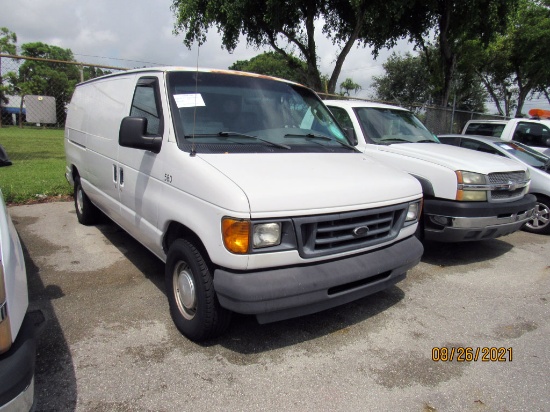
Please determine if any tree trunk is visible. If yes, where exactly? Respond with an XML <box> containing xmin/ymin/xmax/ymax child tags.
<box><xmin>438</xmin><ymin>0</ymin><xmax>456</xmax><ymax>107</ymax></box>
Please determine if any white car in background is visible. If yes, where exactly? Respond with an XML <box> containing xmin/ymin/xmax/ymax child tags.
<box><xmin>439</xmin><ymin>134</ymin><xmax>550</xmax><ymax>234</ymax></box>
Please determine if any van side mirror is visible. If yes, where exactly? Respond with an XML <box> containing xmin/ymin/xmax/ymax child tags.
<box><xmin>344</xmin><ymin>127</ymin><xmax>358</xmax><ymax>146</ymax></box>
<box><xmin>119</xmin><ymin>117</ymin><xmax>162</xmax><ymax>153</ymax></box>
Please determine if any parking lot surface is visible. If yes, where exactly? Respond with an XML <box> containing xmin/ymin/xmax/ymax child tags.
<box><xmin>9</xmin><ymin>201</ymin><xmax>550</xmax><ymax>411</ymax></box>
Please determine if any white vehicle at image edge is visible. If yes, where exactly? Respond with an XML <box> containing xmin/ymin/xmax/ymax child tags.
<box><xmin>438</xmin><ymin>134</ymin><xmax>550</xmax><ymax>235</ymax></box>
<box><xmin>325</xmin><ymin>100</ymin><xmax>537</xmax><ymax>242</ymax></box>
<box><xmin>0</xmin><ymin>189</ymin><xmax>45</xmax><ymax>412</ymax></box>
<box><xmin>64</xmin><ymin>67</ymin><xmax>424</xmax><ymax>342</ymax></box>
<box><xmin>461</xmin><ymin>112</ymin><xmax>550</xmax><ymax>156</ymax></box>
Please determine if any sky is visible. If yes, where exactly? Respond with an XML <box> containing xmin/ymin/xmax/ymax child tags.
<box><xmin>1</xmin><ymin>0</ymin><xmax>548</xmax><ymax>113</ymax></box>
<box><xmin>0</xmin><ymin>0</ymin><xmax>414</xmax><ymax>96</ymax></box>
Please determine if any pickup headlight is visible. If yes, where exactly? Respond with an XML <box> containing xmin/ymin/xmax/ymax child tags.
<box><xmin>0</xmin><ymin>262</ymin><xmax>12</xmax><ymax>354</ymax></box>
<box><xmin>456</xmin><ymin>171</ymin><xmax>488</xmax><ymax>201</ymax></box>
<box><xmin>222</xmin><ymin>218</ymin><xmax>282</xmax><ymax>254</ymax></box>
<box><xmin>405</xmin><ymin>200</ymin><xmax>422</xmax><ymax>225</ymax></box>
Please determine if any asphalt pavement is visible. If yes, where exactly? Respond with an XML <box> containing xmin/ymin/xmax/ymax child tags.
<box><xmin>9</xmin><ymin>201</ymin><xmax>550</xmax><ymax>412</ymax></box>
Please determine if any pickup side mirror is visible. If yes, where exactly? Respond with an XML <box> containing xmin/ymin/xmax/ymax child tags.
<box><xmin>119</xmin><ymin>117</ymin><xmax>162</xmax><ymax>154</ymax></box>
<box><xmin>344</xmin><ymin>127</ymin><xmax>358</xmax><ymax>146</ymax></box>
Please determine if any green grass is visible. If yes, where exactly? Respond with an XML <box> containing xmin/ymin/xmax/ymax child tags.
<box><xmin>0</xmin><ymin>126</ymin><xmax>73</xmax><ymax>204</ymax></box>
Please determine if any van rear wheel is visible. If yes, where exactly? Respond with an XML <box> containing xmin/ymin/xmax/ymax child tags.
<box><xmin>165</xmin><ymin>239</ymin><xmax>231</xmax><ymax>341</ymax></box>
<box><xmin>74</xmin><ymin>176</ymin><xmax>99</xmax><ymax>225</ymax></box>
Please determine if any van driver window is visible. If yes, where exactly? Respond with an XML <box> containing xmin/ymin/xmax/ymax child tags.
<box><xmin>130</xmin><ymin>80</ymin><xmax>162</xmax><ymax>135</ymax></box>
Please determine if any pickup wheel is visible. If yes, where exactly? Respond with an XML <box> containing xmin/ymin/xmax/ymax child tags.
<box><xmin>74</xmin><ymin>176</ymin><xmax>99</xmax><ymax>225</ymax></box>
<box><xmin>165</xmin><ymin>239</ymin><xmax>231</xmax><ymax>341</ymax></box>
<box><xmin>523</xmin><ymin>195</ymin><xmax>550</xmax><ymax>235</ymax></box>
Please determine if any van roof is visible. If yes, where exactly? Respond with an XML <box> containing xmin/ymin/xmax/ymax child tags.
<box><xmin>78</xmin><ymin>66</ymin><xmax>301</xmax><ymax>87</ymax></box>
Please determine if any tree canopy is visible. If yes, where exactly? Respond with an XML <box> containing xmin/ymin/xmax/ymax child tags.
<box><xmin>229</xmin><ymin>52</ymin><xmax>308</xmax><ymax>84</ymax></box>
<box><xmin>172</xmin><ymin>0</ymin><xmax>397</xmax><ymax>94</ymax></box>
<box><xmin>357</xmin><ymin>0</ymin><xmax>517</xmax><ymax>107</ymax></box>
<box><xmin>372</xmin><ymin>50</ymin><xmax>487</xmax><ymax>112</ymax></box>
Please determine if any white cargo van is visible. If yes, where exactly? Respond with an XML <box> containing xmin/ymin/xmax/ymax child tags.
<box><xmin>326</xmin><ymin>100</ymin><xmax>536</xmax><ymax>242</ymax></box>
<box><xmin>64</xmin><ymin>68</ymin><xmax>424</xmax><ymax>341</ymax></box>
<box><xmin>0</xmin><ymin>189</ymin><xmax>45</xmax><ymax>411</ymax></box>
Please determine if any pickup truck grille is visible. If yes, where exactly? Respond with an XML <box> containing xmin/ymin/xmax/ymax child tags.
<box><xmin>293</xmin><ymin>204</ymin><xmax>408</xmax><ymax>258</ymax></box>
<box><xmin>488</xmin><ymin>171</ymin><xmax>525</xmax><ymax>185</ymax></box>
<box><xmin>488</xmin><ymin>171</ymin><xmax>528</xmax><ymax>202</ymax></box>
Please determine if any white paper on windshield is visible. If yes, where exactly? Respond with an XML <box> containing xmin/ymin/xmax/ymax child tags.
<box><xmin>174</xmin><ymin>93</ymin><xmax>205</xmax><ymax>108</ymax></box>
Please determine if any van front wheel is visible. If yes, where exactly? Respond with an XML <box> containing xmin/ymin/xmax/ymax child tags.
<box><xmin>74</xmin><ymin>176</ymin><xmax>99</xmax><ymax>225</ymax></box>
<box><xmin>165</xmin><ymin>239</ymin><xmax>231</xmax><ymax>341</ymax></box>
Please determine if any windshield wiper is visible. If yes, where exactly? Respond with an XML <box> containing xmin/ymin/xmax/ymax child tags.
<box><xmin>218</xmin><ymin>131</ymin><xmax>291</xmax><ymax>149</ymax></box>
<box><xmin>416</xmin><ymin>139</ymin><xmax>438</xmax><ymax>143</ymax></box>
<box><xmin>284</xmin><ymin>133</ymin><xmax>359</xmax><ymax>152</ymax></box>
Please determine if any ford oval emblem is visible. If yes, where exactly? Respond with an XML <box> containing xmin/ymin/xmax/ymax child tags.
<box><xmin>353</xmin><ymin>226</ymin><xmax>370</xmax><ymax>237</ymax></box>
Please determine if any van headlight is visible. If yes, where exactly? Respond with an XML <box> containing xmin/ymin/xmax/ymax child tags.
<box><xmin>456</xmin><ymin>171</ymin><xmax>488</xmax><ymax>201</ymax></box>
<box><xmin>0</xmin><ymin>262</ymin><xmax>12</xmax><ymax>355</ymax></box>
<box><xmin>222</xmin><ymin>218</ymin><xmax>283</xmax><ymax>254</ymax></box>
<box><xmin>253</xmin><ymin>223</ymin><xmax>281</xmax><ymax>248</ymax></box>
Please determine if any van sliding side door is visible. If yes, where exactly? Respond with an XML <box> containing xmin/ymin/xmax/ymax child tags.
<box><xmin>117</xmin><ymin>75</ymin><xmax>165</xmax><ymax>253</ymax></box>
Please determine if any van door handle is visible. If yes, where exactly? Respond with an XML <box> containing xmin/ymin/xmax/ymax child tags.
<box><xmin>113</xmin><ymin>164</ymin><xmax>118</xmax><ymax>187</ymax></box>
<box><xmin>119</xmin><ymin>167</ymin><xmax>124</xmax><ymax>188</ymax></box>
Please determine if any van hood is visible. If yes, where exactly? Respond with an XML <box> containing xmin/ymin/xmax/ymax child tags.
<box><xmin>199</xmin><ymin>153</ymin><xmax>421</xmax><ymax>215</ymax></box>
<box><xmin>376</xmin><ymin>143</ymin><xmax>527</xmax><ymax>174</ymax></box>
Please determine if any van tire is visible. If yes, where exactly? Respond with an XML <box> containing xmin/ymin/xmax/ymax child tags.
<box><xmin>74</xmin><ymin>176</ymin><xmax>99</xmax><ymax>225</ymax></box>
<box><xmin>165</xmin><ymin>239</ymin><xmax>231</xmax><ymax>341</ymax></box>
<box><xmin>523</xmin><ymin>195</ymin><xmax>550</xmax><ymax>235</ymax></box>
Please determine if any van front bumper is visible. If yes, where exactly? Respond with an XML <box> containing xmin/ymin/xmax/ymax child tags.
<box><xmin>213</xmin><ymin>236</ymin><xmax>423</xmax><ymax>324</ymax></box>
<box><xmin>423</xmin><ymin>194</ymin><xmax>536</xmax><ymax>242</ymax></box>
<box><xmin>0</xmin><ymin>310</ymin><xmax>45</xmax><ymax>412</ymax></box>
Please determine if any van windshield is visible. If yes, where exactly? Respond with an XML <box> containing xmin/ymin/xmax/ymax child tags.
<box><xmin>167</xmin><ymin>71</ymin><xmax>352</xmax><ymax>153</ymax></box>
<box><xmin>354</xmin><ymin>107</ymin><xmax>438</xmax><ymax>144</ymax></box>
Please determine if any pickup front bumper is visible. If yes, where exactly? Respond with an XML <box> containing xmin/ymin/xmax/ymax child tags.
<box><xmin>423</xmin><ymin>194</ymin><xmax>536</xmax><ymax>242</ymax></box>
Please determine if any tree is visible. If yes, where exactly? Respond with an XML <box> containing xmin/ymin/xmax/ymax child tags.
<box><xmin>171</xmin><ymin>0</ymin><xmax>404</xmax><ymax>94</ymax></box>
<box><xmin>362</xmin><ymin>0</ymin><xmax>516</xmax><ymax>108</ymax></box>
<box><xmin>371</xmin><ymin>52</ymin><xmax>433</xmax><ymax>109</ymax></box>
<box><xmin>10</xmin><ymin>42</ymin><xmax>80</xmax><ymax>126</ymax></box>
<box><xmin>0</xmin><ymin>27</ymin><xmax>17</xmax><ymax>127</ymax></box>
<box><xmin>339</xmin><ymin>78</ymin><xmax>361</xmax><ymax>96</ymax></box>
<box><xmin>229</xmin><ymin>52</ymin><xmax>308</xmax><ymax>84</ymax></box>
<box><xmin>506</xmin><ymin>0</ymin><xmax>550</xmax><ymax>116</ymax></box>
<box><xmin>467</xmin><ymin>0</ymin><xmax>550</xmax><ymax>117</ymax></box>
<box><xmin>372</xmin><ymin>50</ymin><xmax>487</xmax><ymax>112</ymax></box>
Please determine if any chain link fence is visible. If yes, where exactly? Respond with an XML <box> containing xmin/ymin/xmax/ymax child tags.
<box><xmin>0</xmin><ymin>54</ymin><xmax>127</xmax><ymax>130</ymax></box>
<box><xmin>1</xmin><ymin>53</ymin><xmax>508</xmax><ymax>136</ymax></box>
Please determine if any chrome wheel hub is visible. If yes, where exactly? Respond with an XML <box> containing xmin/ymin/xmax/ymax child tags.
<box><xmin>526</xmin><ymin>202</ymin><xmax>549</xmax><ymax>230</ymax></box>
<box><xmin>173</xmin><ymin>261</ymin><xmax>196</xmax><ymax>320</ymax></box>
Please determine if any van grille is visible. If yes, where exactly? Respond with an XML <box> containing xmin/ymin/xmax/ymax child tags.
<box><xmin>488</xmin><ymin>171</ymin><xmax>527</xmax><ymax>202</ymax></box>
<box><xmin>293</xmin><ymin>204</ymin><xmax>408</xmax><ymax>258</ymax></box>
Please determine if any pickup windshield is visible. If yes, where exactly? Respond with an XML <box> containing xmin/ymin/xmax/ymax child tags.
<box><xmin>167</xmin><ymin>71</ymin><xmax>351</xmax><ymax>154</ymax></box>
<box><xmin>354</xmin><ymin>107</ymin><xmax>438</xmax><ymax>144</ymax></box>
